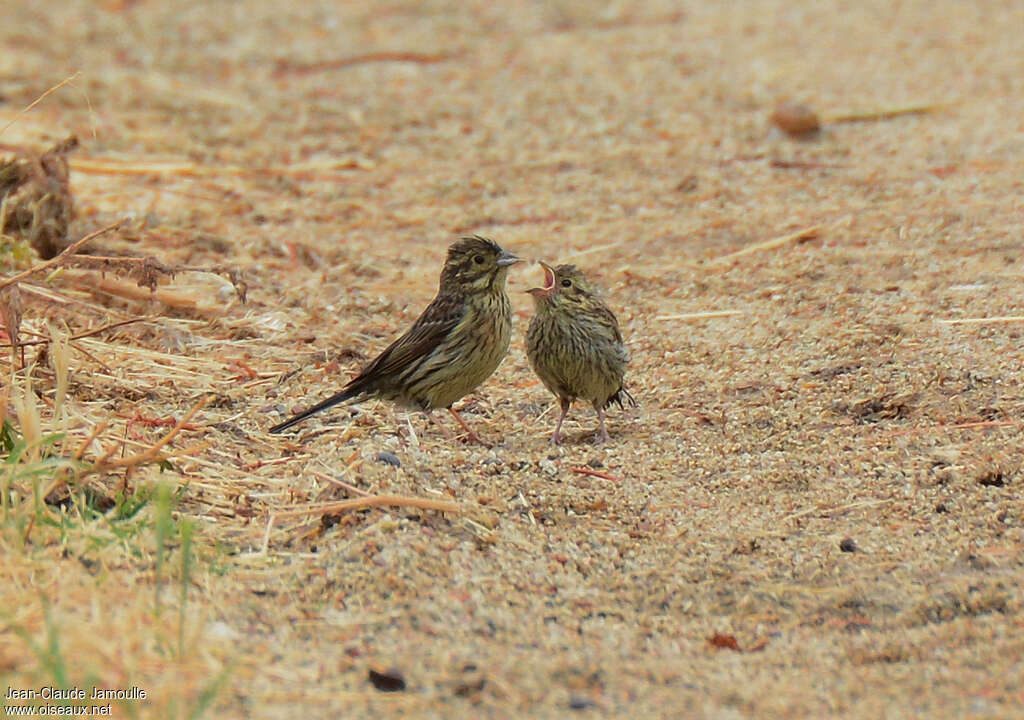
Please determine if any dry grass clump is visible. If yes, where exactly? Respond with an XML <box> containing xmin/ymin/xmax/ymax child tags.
<box><xmin>0</xmin><ymin>136</ymin><xmax>77</xmax><ymax>260</ymax></box>
<box><xmin>0</xmin><ymin>121</ymin><xmax>256</xmax><ymax>715</ymax></box>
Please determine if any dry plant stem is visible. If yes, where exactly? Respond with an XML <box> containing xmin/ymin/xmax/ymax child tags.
<box><xmin>79</xmin><ymin>274</ymin><xmax>214</xmax><ymax>312</ymax></box>
<box><xmin>571</xmin><ymin>466</ymin><xmax>620</xmax><ymax>481</ymax></box>
<box><xmin>74</xmin><ymin>420</ymin><xmax>108</xmax><ymax>460</ymax></box>
<box><xmin>0</xmin><ymin>220</ymin><xmax>125</xmax><ymax>290</ymax></box>
<box><xmin>937</xmin><ymin>316</ymin><xmax>1024</xmax><ymax>325</ymax></box>
<box><xmin>68</xmin><ymin>341</ymin><xmax>112</xmax><ymax>373</ymax></box>
<box><xmin>271</xmin><ymin>494</ymin><xmax>462</xmax><ymax>520</ymax></box>
<box><xmin>241</xmin><ymin>454</ymin><xmax>309</xmax><ymax>471</ymax></box>
<box><xmin>159</xmin><ymin>440</ymin><xmax>212</xmax><ymax>461</ymax></box>
<box><xmin>31</xmin><ymin>404</ymin><xmax>209</xmax><ymax>507</ymax></box>
<box><xmin>708</xmin><ymin>224</ymin><xmax>822</xmax><ymax>266</ymax></box>
<box><xmin>262</xmin><ymin>494</ymin><xmax>463</xmax><ymax>552</ymax></box>
<box><xmin>405</xmin><ymin>413</ymin><xmax>420</xmax><ymax>449</ymax></box>
<box><xmin>92</xmin><ymin>394</ymin><xmax>210</xmax><ymax>472</ymax></box>
<box><xmin>15</xmin><ymin>282</ymin><xmax>130</xmax><ymax>317</ymax></box>
<box><xmin>70</xmin><ymin>157</ymin><xmax>370</xmax><ymax>179</ymax></box>
<box><xmin>655</xmin><ymin>310</ymin><xmax>743</xmax><ymax>321</ymax></box>
<box><xmin>0</xmin><ymin>73</ymin><xmax>80</xmax><ymax>136</ymax></box>
<box><xmin>274</xmin><ymin>51</ymin><xmax>456</xmax><ymax>76</ymax></box>
<box><xmin>329</xmin><ymin>478</ymin><xmax>369</xmax><ymax>497</ymax></box>
<box><xmin>0</xmin><ymin>316</ymin><xmax>155</xmax><ymax>348</ymax></box>
<box><xmin>310</xmin><ymin>470</ymin><xmax>369</xmax><ymax>497</ymax></box>
<box><xmin>770</xmin><ymin>159</ymin><xmax>848</xmax><ymax>170</ymax></box>
<box><xmin>68</xmin><ymin>257</ymin><xmax>245</xmax><ymax>301</ymax></box>
<box><xmin>822</xmin><ymin>101</ymin><xmax>953</xmax><ymax>124</ymax></box>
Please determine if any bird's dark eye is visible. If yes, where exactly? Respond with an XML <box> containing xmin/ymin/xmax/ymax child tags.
<box><xmin>473</xmin><ymin>254</ymin><xmax>485</xmax><ymax>265</ymax></box>
<box><xmin>561</xmin><ymin>279</ymin><xmax>572</xmax><ymax>288</ymax></box>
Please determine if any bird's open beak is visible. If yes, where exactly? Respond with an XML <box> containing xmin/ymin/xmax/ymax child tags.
<box><xmin>525</xmin><ymin>261</ymin><xmax>556</xmax><ymax>297</ymax></box>
<box><xmin>496</xmin><ymin>250</ymin><xmax>521</xmax><ymax>267</ymax></box>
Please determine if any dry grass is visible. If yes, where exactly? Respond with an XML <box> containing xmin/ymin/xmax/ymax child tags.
<box><xmin>2</xmin><ymin>1</ymin><xmax>1023</xmax><ymax>718</ymax></box>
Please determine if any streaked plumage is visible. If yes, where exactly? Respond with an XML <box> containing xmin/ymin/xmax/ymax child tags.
<box><xmin>270</xmin><ymin>236</ymin><xmax>519</xmax><ymax>441</ymax></box>
<box><xmin>525</xmin><ymin>262</ymin><xmax>635</xmax><ymax>444</ymax></box>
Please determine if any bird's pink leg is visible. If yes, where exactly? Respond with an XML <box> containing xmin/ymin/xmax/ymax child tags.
<box><xmin>551</xmin><ymin>398</ymin><xmax>571</xmax><ymax>445</ymax></box>
<box><xmin>595</xmin><ymin>406</ymin><xmax>610</xmax><ymax>444</ymax></box>
<box><xmin>448</xmin><ymin>407</ymin><xmax>490</xmax><ymax>446</ymax></box>
<box><xmin>425</xmin><ymin>410</ymin><xmax>455</xmax><ymax>440</ymax></box>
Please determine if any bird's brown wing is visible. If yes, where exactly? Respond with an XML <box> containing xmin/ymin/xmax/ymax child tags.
<box><xmin>347</xmin><ymin>292</ymin><xmax>466</xmax><ymax>389</ymax></box>
<box><xmin>592</xmin><ymin>300</ymin><xmax>637</xmax><ymax>408</ymax></box>
<box><xmin>268</xmin><ymin>292</ymin><xmax>464</xmax><ymax>433</ymax></box>
<box><xmin>594</xmin><ymin>302</ymin><xmax>624</xmax><ymax>344</ymax></box>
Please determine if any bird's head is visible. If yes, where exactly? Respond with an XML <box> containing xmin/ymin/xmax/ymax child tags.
<box><xmin>526</xmin><ymin>262</ymin><xmax>600</xmax><ymax>315</ymax></box>
<box><xmin>440</xmin><ymin>235</ymin><xmax>520</xmax><ymax>293</ymax></box>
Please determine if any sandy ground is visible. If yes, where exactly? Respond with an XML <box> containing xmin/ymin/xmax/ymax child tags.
<box><xmin>2</xmin><ymin>1</ymin><xmax>1023</xmax><ymax>718</ymax></box>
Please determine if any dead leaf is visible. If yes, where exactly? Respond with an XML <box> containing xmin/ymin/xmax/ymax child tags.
<box><xmin>708</xmin><ymin>633</ymin><xmax>741</xmax><ymax>651</ymax></box>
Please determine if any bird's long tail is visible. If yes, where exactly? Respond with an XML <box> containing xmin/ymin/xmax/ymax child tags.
<box><xmin>606</xmin><ymin>386</ymin><xmax>638</xmax><ymax>410</ymax></box>
<box><xmin>268</xmin><ymin>387</ymin><xmax>359</xmax><ymax>434</ymax></box>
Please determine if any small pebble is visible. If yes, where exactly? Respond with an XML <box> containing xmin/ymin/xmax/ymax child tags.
<box><xmin>839</xmin><ymin>537</ymin><xmax>857</xmax><ymax>552</ymax></box>
<box><xmin>771</xmin><ymin>101</ymin><xmax>821</xmax><ymax>138</ymax></box>
<box><xmin>368</xmin><ymin>667</ymin><xmax>406</xmax><ymax>692</ymax></box>
<box><xmin>569</xmin><ymin>695</ymin><xmax>596</xmax><ymax>710</ymax></box>
<box><xmin>539</xmin><ymin>459</ymin><xmax>558</xmax><ymax>476</ymax></box>
<box><xmin>376</xmin><ymin>451</ymin><xmax>401</xmax><ymax>467</ymax></box>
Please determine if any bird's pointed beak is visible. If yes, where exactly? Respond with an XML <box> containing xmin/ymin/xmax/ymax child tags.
<box><xmin>525</xmin><ymin>261</ymin><xmax>556</xmax><ymax>297</ymax></box>
<box><xmin>496</xmin><ymin>250</ymin><xmax>521</xmax><ymax>267</ymax></box>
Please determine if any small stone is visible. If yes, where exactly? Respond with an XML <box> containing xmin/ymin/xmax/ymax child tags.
<box><xmin>376</xmin><ymin>451</ymin><xmax>401</xmax><ymax>467</ymax></box>
<box><xmin>539</xmin><ymin>459</ymin><xmax>558</xmax><ymax>476</ymax></box>
<box><xmin>839</xmin><ymin>537</ymin><xmax>857</xmax><ymax>552</ymax></box>
<box><xmin>569</xmin><ymin>695</ymin><xmax>596</xmax><ymax>710</ymax></box>
<box><xmin>771</xmin><ymin>101</ymin><xmax>821</xmax><ymax>138</ymax></box>
<box><xmin>368</xmin><ymin>667</ymin><xmax>406</xmax><ymax>692</ymax></box>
